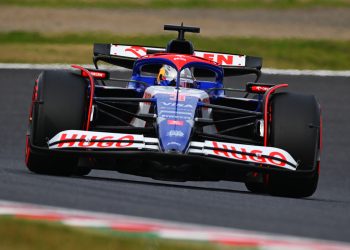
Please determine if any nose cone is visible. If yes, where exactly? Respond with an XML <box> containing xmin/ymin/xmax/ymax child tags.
<box><xmin>156</xmin><ymin>93</ymin><xmax>198</xmax><ymax>154</ymax></box>
<box><xmin>159</xmin><ymin>120</ymin><xmax>192</xmax><ymax>153</ymax></box>
<box><xmin>165</xmin><ymin>143</ymin><xmax>183</xmax><ymax>154</ymax></box>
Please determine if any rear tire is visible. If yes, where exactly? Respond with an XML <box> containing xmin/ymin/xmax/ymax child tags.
<box><xmin>26</xmin><ymin>70</ymin><xmax>88</xmax><ymax>176</ymax></box>
<box><xmin>266</xmin><ymin>92</ymin><xmax>321</xmax><ymax>198</ymax></box>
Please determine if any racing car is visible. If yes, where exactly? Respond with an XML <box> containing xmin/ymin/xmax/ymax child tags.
<box><xmin>25</xmin><ymin>24</ymin><xmax>321</xmax><ymax>198</ymax></box>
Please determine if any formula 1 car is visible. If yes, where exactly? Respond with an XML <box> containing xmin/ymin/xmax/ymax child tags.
<box><xmin>25</xmin><ymin>24</ymin><xmax>321</xmax><ymax>198</ymax></box>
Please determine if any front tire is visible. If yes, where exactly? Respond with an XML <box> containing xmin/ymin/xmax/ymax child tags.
<box><xmin>26</xmin><ymin>70</ymin><xmax>88</xmax><ymax>175</ymax></box>
<box><xmin>266</xmin><ymin>92</ymin><xmax>321</xmax><ymax>198</ymax></box>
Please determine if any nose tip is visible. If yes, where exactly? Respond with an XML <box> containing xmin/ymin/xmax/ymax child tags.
<box><xmin>166</xmin><ymin>147</ymin><xmax>182</xmax><ymax>154</ymax></box>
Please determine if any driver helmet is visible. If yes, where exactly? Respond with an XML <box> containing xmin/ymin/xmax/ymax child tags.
<box><xmin>157</xmin><ymin>65</ymin><xmax>196</xmax><ymax>88</ymax></box>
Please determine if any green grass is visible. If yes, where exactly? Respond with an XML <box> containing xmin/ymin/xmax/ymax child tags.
<box><xmin>1</xmin><ymin>0</ymin><xmax>350</xmax><ymax>9</ymax></box>
<box><xmin>0</xmin><ymin>216</ymin><xmax>248</xmax><ymax>250</ymax></box>
<box><xmin>1</xmin><ymin>32</ymin><xmax>349</xmax><ymax>69</ymax></box>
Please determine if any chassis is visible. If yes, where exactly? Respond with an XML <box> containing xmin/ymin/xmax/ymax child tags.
<box><xmin>25</xmin><ymin>24</ymin><xmax>321</xmax><ymax>197</ymax></box>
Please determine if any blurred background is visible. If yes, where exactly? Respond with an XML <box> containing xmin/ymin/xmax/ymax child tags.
<box><xmin>0</xmin><ymin>0</ymin><xmax>349</xmax><ymax>69</ymax></box>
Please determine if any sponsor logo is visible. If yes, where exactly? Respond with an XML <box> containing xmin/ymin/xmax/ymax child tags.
<box><xmin>90</xmin><ymin>71</ymin><xmax>106</xmax><ymax>78</ymax></box>
<box><xmin>202</xmin><ymin>53</ymin><xmax>234</xmax><ymax>65</ymax></box>
<box><xmin>210</xmin><ymin>141</ymin><xmax>293</xmax><ymax>168</ymax></box>
<box><xmin>194</xmin><ymin>52</ymin><xmax>246</xmax><ymax>66</ymax></box>
<box><xmin>159</xmin><ymin>110</ymin><xmax>193</xmax><ymax>115</ymax></box>
<box><xmin>124</xmin><ymin>46</ymin><xmax>147</xmax><ymax>58</ymax></box>
<box><xmin>81</xmin><ymin>71</ymin><xmax>107</xmax><ymax>79</ymax></box>
<box><xmin>161</xmin><ymin>102</ymin><xmax>193</xmax><ymax>108</ymax></box>
<box><xmin>160</xmin><ymin>114</ymin><xmax>191</xmax><ymax>120</ymax></box>
<box><xmin>167</xmin><ymin>130</ymin><xmax>185</xmax><ymax>137</ymax></box>
<box><xmin>167</xmin><ymin>142</ymin><xmax>181</xmax><ymax>147</ymax></box>
<box><xmin>169</xmin><ymin>93</ymin><xmax>186</xmax><ymax>101</ymax></box>
<box><xmin>110</xmin><ymin>45</ymin><xmax>149</xmax><ymax>58</ymax></box>
<box><xmin>56</xmin><ymin>133</ymin><xmax>135</xmax><ymax>149</ymax></box>
<box><xmin>167</xmin><ymin>120</ymin><xmax>184</xmax><ymax>126</ymax></box>
<box><xmin>174</xmin><ymin>57</ymin><xmax>187</xmax><ymax>62</ymax></box>
<box><xmin>251</xmin><ymin>86</ymin><xmax>270</xmax><ymax>93</ymax></box>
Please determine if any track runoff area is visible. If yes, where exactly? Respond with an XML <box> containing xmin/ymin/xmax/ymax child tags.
<box><xmin>1</xmin><ymin>63</ymin><xmax>350</xmax><ymax>250</ymax></box>
<box><xmin>0</xmin><ymin>200</ymin><xmax>349</xmax><ymax>250</ymax></box>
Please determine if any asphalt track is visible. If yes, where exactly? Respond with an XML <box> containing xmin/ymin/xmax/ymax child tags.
<box><xmin>0</xmin><ymin>68</ymin><xmax>349</xmax><ymax>243</ymax></box>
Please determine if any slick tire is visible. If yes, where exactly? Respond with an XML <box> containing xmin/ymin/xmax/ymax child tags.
<box><xmin>266</xmin><ymin>92</ymin><xmax>321</xmax><ymax>198</ymax></box>
<box><xmin>26</xmin><ymin>70</ymin><xmax>89</xmax><ymax>176</ymax></box>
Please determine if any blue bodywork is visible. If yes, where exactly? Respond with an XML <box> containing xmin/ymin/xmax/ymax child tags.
<box><xmin>128</xmin><ymin>57</ymin><xmax>225</xmax><ymax>96</ymax></box>
<box><xmin>127</xmin><ymin>57</ymin><xmax>225</xmax><ymax>153</ymax></box>
<box><xmin>155</xmin><ymin>93</ymin><xmax>198</xmax><ymax>153</ymax></box>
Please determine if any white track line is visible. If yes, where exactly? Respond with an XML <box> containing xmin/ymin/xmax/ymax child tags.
<box><xmin>0</xmin><ymin>200</ymin><xmax>349</xmax><ymax>250</ymax></box>
<box><xmin>0</xmin><ymin>63</ymin><xmax>349</xmax><ymax>77</ymax></box>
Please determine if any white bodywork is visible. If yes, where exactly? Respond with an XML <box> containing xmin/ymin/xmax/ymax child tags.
<box><xmin>48</xmin><ymin>130</ymin><xmax>158</xmax><ymax>150</ymax></box>
<box><xmin>110</xmin><ymin>44</ymin><xmax>246</xmax><ymax>67</ymax></box>
<box><xmin>48</xmin><ymin>130</ymin><xmax>298</xmax><ymax>171</ymax></box>
<box><xmin>189</xmin><ymin>141</ymin><xmax>298</xmax><ymax>170</ymax></box>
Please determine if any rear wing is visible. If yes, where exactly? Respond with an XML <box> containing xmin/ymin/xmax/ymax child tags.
<box><xmin>93</xmin><ymin>43</ymin><xmax>262</xmax><ymax>79</ymax></box>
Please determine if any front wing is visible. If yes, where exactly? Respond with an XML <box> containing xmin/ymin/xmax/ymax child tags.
<box><xmin>46</xmin><ymin>130</ymin><xmax>298</xmax><ymax>172</ymax></box>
